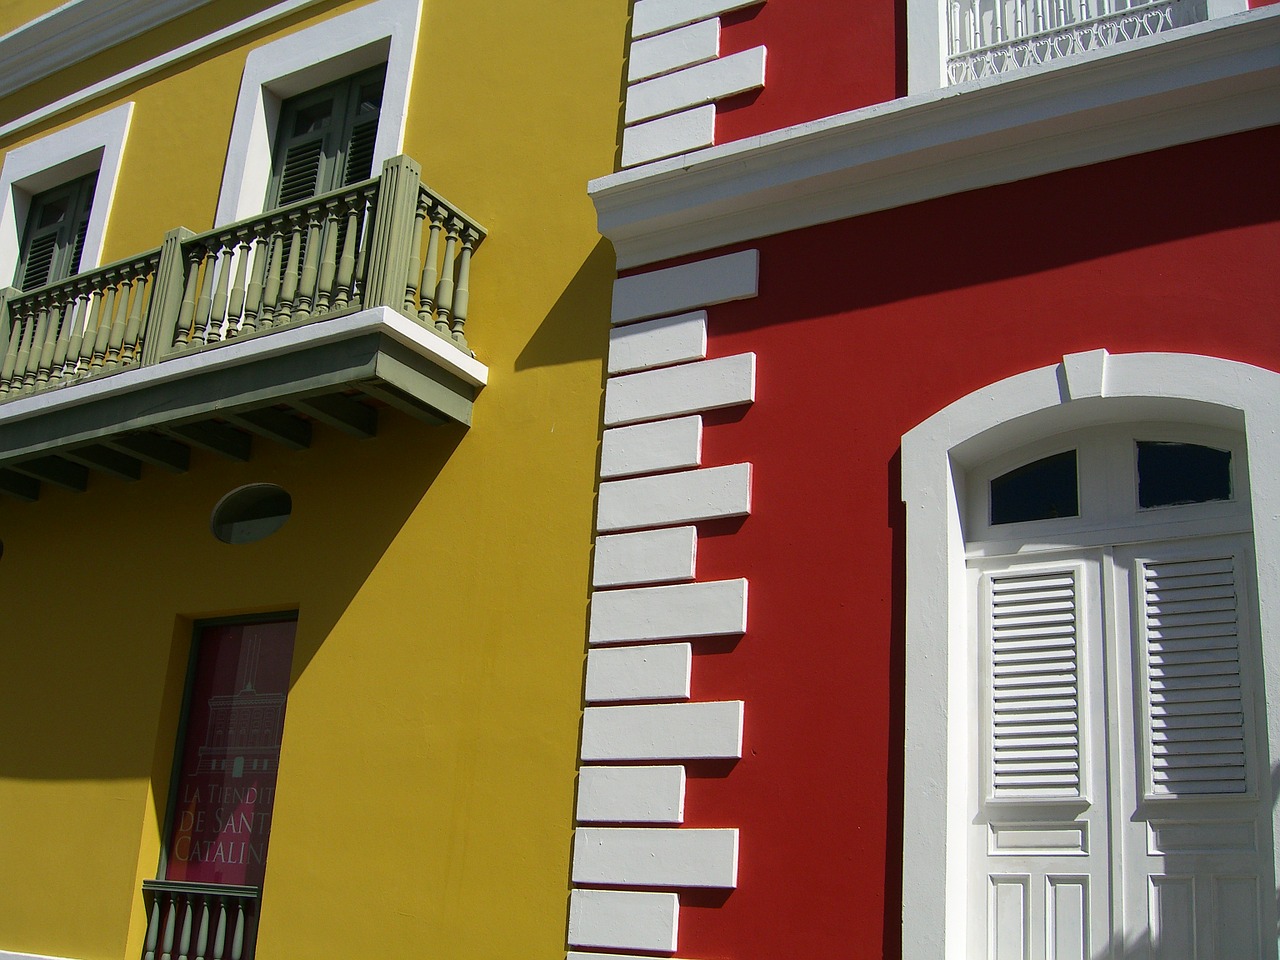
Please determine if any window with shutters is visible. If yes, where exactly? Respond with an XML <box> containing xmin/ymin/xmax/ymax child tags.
<box><xmin>14</xmin><ymin>171</ymin><xmax>97</xmax><ymax>291</ymax></box>
<box><xmin>964</xmin><ymin>422</ymin><xmax>1271</xmax><ymax>959</ymax></box>
<box><xmin>266</xmin><ymin>66</ymin><xmax>384</xmax><ymax>210</ymax></box>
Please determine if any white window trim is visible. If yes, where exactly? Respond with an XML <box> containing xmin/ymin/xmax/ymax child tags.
<box><xmin>214</xmin><ymin>0</ymin><xmax>422</xmax><ymax>227</ymax></box>
<box><xmin>0</xmin><ymin>102</ymin><xmax>133</xmax><ymax>289</ymax></box>
<box><xmin>899</xmin><ymin>350</ymin><xmax>1280</xmax><ymax>959</ymax></box>
<box><xmin>905</xmin><ymin>0</ymin><xmax>1250</xmax><ymax>94</ymax></box>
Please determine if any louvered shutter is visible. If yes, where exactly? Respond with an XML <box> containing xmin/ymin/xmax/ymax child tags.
<box><xmin>1140</xmin><ymin>555</ymin><xmax>1248</xmax><ymax>796</ymax></box>
<box><xmin>989</xmin><ymin>569</ymin><xmax>1081</xmax><ymax>797</ymax></box>
<box><xmin>15</xmin><ymin>172</ymin><xmax>97</xmax><ymax>291</ymax></box>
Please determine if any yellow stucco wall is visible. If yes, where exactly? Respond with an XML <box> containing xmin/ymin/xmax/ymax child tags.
<box><xmin>0</xmin><ymin>0</ymin><xmax>626</xmax><ymax>957</ymax></box>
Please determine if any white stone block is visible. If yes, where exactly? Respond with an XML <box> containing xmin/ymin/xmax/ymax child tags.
<box><xmin>600</xmin><ymin>417</ymin><xmax>702</xmax><ymax>480</ymax></box>
<box><xmin>586</xmin><ymin>643</ymin><xmax>692</xmax><ymax>702</ymax></box>
<box><xmin>597</xmin><ymin>462</ymin><xmax>751</xmax><ymax>532</ymax></box>
<box><xmin>633</xmin><ymin>0</ymin><xmax>764</xmax><ymax>38</ymax></box>
<box><xmin>567</xmin><ymin>889</ymin><xmax>679</xmax><ymax>952</ymax></box>
<box><xmin>621</xmin><ymin>105</ymin><xmax>716</xmax><ymax>167</ymax></box>
<box><xmin>581</xmin><ymin>701</ymin><xmax>745</xmax><ymax>761</ymax></box>
<box><xmin>576</xmin><ymin>765</ymin><xmax>686</xmax><ymax>823</ymax></box>
<box><xmin>608</xmin><ymin>311</ymin><xmax>707</xmax><ymax>374</ymax></box>
<box><xmin>629</xmin><ymin>19</ymin><xmax>720</xmax><ymax>82</ymax></box>
<box><xmin>569</xmin><ymin>953</ymin><xmax>700</xmax><ymax>960</ymax></box>
<box><xmin>594</xmin><ymin>526</ymin><xmax>698</xmax><ymax>587</ymax></box>
<box><xmin>574</xmin><ymin>827</ymin><xmax>739</xmax><ymax>889</ymax></box>
<box><xmin>605</xmin><ymin>354</ymin><xmax>755</xmax><ymax>426</ymax></box>
<box><xmin>590</xmin><ymin>579</ymin><xmax>747</xmax><ymax>645</ymax></box>
<box><xmin>611</xmin><ymin>249</ymin><xmax>758</xmax><ymax>325</ymax></box>
<box><xmin>626</xmin><ymin>47</ymin><xmax>767</xmax><ymax>123</ymax></box>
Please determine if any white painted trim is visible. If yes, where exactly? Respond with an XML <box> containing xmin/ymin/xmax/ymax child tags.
<box><xmin>585</xmin><ymin>643</ymin><xmax>692</xmax><ymax>702</ymax></box>
<box><xmin>592</xmin><ymin>8</ymin><xmax>1280</xmax><ymax>269</ymax></box>
<box><xmin>604</xmin><ymin>353</ymin><xmax>756</xmax><ymax>426</ymax></box>
<box><xmin>0</xmin><ymin>305</ymin><xmax>485</xmax><ymax>446</ymax></box>
<box><xmin>612</xmin><ymin>249</ymin><xmax>758</xmax><ymax>325</ymax></box>
<box><xmin>0</xmin><ymin>103</ymin><xmax>133</xmax><ymax>288</ymax></box>
<box><xmin>632</xmin><ymin>0</ymin><xmax>762</xmax><ymax>39</ymax></box>
<box><xmin>567</xmin><ymin>889</ymin><xmax>680</xmax><ymax>952</ymax></box>
<box><xmin>214</xmin><ymin>0</ymin><xmax>422</xmax><ymax>225</ymax></box>
<box><xmin>625</xmin><ymin>46</ymin><xmax>767</xmax><ymax>124</ymax></box>
<box><xmin>608</xmin><ymin>311</ymin><xmax>707</xmax><ymax>374</ymax></box>
<box><xmin>0</xmin><ymin>0</ymin><xmax>327</xmax><ymax>144</ymax></box>
<box><xmin>899</xmin><ymin>351</ymin><xmax>1280</xmax><ymax>960</ymax></box>
<box><xmin>0</xmin><ymin>0</ymin><xmax>217</xmax><ymax>95</ymax></box>
<box><xmin>589</xmin><ymin>578</ymin><xmax>747</xmax><ymax>645</ymax></box>
<box><xmin>621</xmin><ymin>105</ymin><xmax>717</xmax><ymax>168</ymax></box>
<box><xmin>576</xmin><ymin>765</ymin><xmax>687</xmax><ymax>823</ymax></box>
<box><xmin>573</xmin><ymin>827</ymin><xmax>739</xmax><ymax>888</ymax></box>
<box><xmin>600</xmin><ymin>417</ymin><xmax>703</xmax><ymax>480</ymax></box>
<box><xmin>581</xmin><ymin>700</ymin><xmax>745</xmax><ymax>761</ymax></box>
<box><xmin>594</xmin><ymin>526</ymin><xmax>698</xmax><ymax>587</ymax></box>
<box><xmin>628</xmin><ymin>19</ymin><xmax>721</xmax><ymax>83</ymax></box>
<box><xmin>907</xmin><ymin>0</ymin><xmax>1253</xmax><ymax>94</ymax></box>
<box><xmin>597</xmin><ymin>463</ymin><xmax>751</xmax><ymax>533</ymax></box>
<box><xmin>0</xmin><ymin>951</ymin><xmax>83</xmax><ymax>960</ymax></box>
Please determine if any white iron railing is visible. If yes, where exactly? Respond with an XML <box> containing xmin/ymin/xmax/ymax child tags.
<box><xmin>947</xmin><ymin>0</ymin><xmax>1204</xmax><ymax>83</ymax></box>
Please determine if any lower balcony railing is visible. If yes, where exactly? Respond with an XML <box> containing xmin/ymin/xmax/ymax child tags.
<box><xmin>0</xmin><ymin>154</ymin><xmax>488</xmax><ymax>500</ymax></box>
<box><xmin>141</xmin><ymin>880</ymin><xmax>258</xmax><ymax>960</ymax></box>
<box><xmin>947</xmin><ymin>0</ymin><xmax>1204</xmax><ymax>83</ymax></box>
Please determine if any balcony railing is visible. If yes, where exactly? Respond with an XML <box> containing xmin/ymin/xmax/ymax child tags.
<box><xmin>0</xmin><ymin>154</ymin><xmax>488</xmax><ymax>500</ymax></box>
<box><xmin>141</xmin><ymin>880</ymin><xmax>258</xmax><ymax>960</ymax></box>
<box><xmin>0</xmin><ymin>154</ymin><xmax>484</xmax><ymax>403</ymax></box>
<box><xmin>947</xmin><ymin>0</ymin><xmax>1205</xmax><ymax>83</ymax></box>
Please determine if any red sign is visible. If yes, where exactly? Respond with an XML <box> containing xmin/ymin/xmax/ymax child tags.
<box><xmin>165</xmin><ymin>620</ymin><xmax>296</xmax><ymax>887</ymax></box>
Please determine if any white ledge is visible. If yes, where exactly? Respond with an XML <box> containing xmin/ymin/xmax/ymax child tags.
<box><xmin>0</xmin><ymin>0</ymin><xmax>218</xmax><ymax>95</ymax></box>
<box><xmin>591</xmin><ymin>8</ymin><xmax>1280</xmax><ymax>268</ymax></box>
<box><xmin>0</xmin><ymin>305</ymin><xmax>487</xmax><ymax>429</ymax></box>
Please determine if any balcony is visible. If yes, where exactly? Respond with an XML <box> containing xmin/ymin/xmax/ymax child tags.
<box><xmin>0</xmin><ymin>154</ymin><xmax>486</xmax><ymax>501</ymax></box>
<box><xmin>946</xmin><ymin>0</ymin><xmax>1207</xmax><ymax>84</ymax></box>
<box><xmin>142</xmin><ymin>880</ymin><xmax>258</xmax><ymax>960</ymax></box>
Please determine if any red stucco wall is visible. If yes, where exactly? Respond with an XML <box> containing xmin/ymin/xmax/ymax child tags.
<box><xmin>654</xmin><ymin>126</ymin><xmax>1280</xmax><ymax>958</ymax></box>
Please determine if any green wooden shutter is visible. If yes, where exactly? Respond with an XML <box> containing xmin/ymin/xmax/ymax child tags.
<box><xmin>16</xmin><ymin>172</ymin><xmax>97</xmax><ymax>291</ymax></box>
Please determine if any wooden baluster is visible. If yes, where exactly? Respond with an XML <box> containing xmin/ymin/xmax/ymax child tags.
<box><xmin>333</xmin><ymin>207</ymin><xmax>360</xmax><ymax>310</ymax></box>
<box><xmin>207</xmin><ymin>244</ymin><xmax>233</xmax><ymax>343</ymax></box>
<box><xmin>450</xmin><ymin>227</ymin><xmax>478</xmax><ymax>350</ymax></box>
<box><xmin>260</xmin><ymin>232</ymin><xmax>284</xmax><ymax>329</ymax></box>
<box><xmin>35</xmin><ymin>301</ymin><xmax>63</xmax><ymax>384</ymax></box>
<box><xmin>160</xmin><ymin>894</ymin><xmax>177</xmax><ymax>960</ymax></box>
<box><xmin>192</xmin><ymin>249</ymin><xmax>216</xmax><ymax>345</ymax></box>
<box><xmin>417</xmin><ymin>206</ymin><xmax>443</xmax><ymax>325</ymax></box>
<box><xmin>174</xmin><ymin>250</ymin><xmax>203</xmax><ymax>348</ymax></box>
<box><xmin>351</xmin><ymin>207</ymin><xmax>369</xmax><ymax>309</ymax></box>
<box><xmin>404</xmin><ymin>193</ymin><xmax>428</xmax><ymax>314</ymax></box>
<box><xmin>194</xmin><ymin>896</ymin><xmax>210</xmax><ymax>960</ymax></box>
<box><xmin>90</xmin><ymin>280</ymin><xmax>118</xmax><ymax>369</ymax></box>
<box><xmin>1</xmin><ymin>311</ymin><xmax>26</xmax><ymax>394</ymax></box>
<box><xmin>229</xmin><ymin>902</ymin><xmax>246</xmax><ymax>960</ymax></box>
<box><xmin>315</xmin><ymin>203</ymin><xmax>341</xmax><ymax>315</ymax></box>
<box><xmin>177</xmin><ymin>895</ymin><xmax>193</xmax><ymax>960</ymax></box>
<box><xmin>242</xmin><ymin>238</ymin><xmax>267</xmax><ymax>334</ymax></box>
<box><xmin>121</xmin><ymin>271</ymin><xmax>149</xmax><ymax>364</ymax></box>
<box><xmin>64</xmin><ymin>291</ymin><xmax>91</xmax><ymax>377</ymax></box>
<box><xmin>144</xmin><ymin>895</ymin><xmax>163</xmax><ymax>960</ymax></box>
<box><xmin>211</xmin><ymin>899</ymin><xmax>227</xmax><ymax>960</ymax></box>
<box><xmin>294</xmin><ymin>211</ymin><xmax>322</xmax><ymax>322</ymax></box>
<box><xmin>106</xmin><ymin>276</ymin><xmax>132</xmax><ymax>367</ymax></box>
<box><xmin>17</xmin><ymin>301</ymin><xmax>45</xmax><ymax>390</ymax></box>
<box><xmin>433</xmin><ymin>219</ymin><xmax>461</xmax><ymax>338</ymax></box>
<box><xmin>226</xmin><ymin>240</ymin><xmax>250</xmax><ymax>338</ymax></box>
<box><xmin>276</xmin><ymin>223</ymin><xmax>303</xmax><ymax>325</ymax></box>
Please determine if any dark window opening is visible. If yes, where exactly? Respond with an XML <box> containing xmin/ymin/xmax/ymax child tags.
<box><xmin>211</xmin><ymin>483</ymin><xmax>292</xmax><ymax>544</ymax></box>
<box><xmin>16</xmin><ymin>171</ymin><xmax>97</xmax><ymax>291</ymax></box>
<box><xmin>990</xmin><ymin>450</ymin><xmax>1079</xmax><ymax>525</ymax></box>
<box><xmin>1137</xmin><ymin>441</ymin><xmax>1232</xmax><ymax>508</ymax></box>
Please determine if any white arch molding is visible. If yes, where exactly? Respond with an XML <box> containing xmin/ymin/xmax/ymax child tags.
<box><xmin>899</xmin><ymin>349</ymin><xmax>1280</xmax><ymax>958</ymax></box>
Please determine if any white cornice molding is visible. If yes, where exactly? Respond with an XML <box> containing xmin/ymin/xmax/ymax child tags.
<box><xmin>591</xmin><ymin>8</ymin><xmax>1280</xmax><ymax>269</ymax></box>
<box><xmin>0</xmin><ymin>0</ymin><xmax>218</xmax><ymax>96</ymax></box>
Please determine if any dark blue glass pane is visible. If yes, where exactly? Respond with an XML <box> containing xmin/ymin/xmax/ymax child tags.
<box><xmin>991</xmin><ymin>450</ymin><xmax>1078</xmax><ymax>525</ymax></box>
<box><xmin>1138</xmin><ymin>442</ymin><xmax>1231</xmax><ymax>508</ymax></box>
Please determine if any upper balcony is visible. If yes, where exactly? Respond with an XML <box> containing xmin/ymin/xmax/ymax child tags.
<box><xmin>0</xmin><ymin>154</ymin><xmax>486</xmax><ymax>502</ymax></box>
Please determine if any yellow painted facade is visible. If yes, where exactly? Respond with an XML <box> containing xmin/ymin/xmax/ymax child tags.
<box><xmin>0</xmin><ymin>1</ymin><xmax>624</xmax><ymax>957</ymax></box>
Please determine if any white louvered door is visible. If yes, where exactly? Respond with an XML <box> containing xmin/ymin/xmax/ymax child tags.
<box><xmin>973</xmin><ymin>540</ymin><xmax>1275</xmax><ymax>959</ymax></box>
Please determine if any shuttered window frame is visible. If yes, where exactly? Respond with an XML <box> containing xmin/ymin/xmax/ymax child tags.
<box><xmin>14</xmin><ymin>171</ymin><xmax>98</xmax><ymax>292</ymax></box>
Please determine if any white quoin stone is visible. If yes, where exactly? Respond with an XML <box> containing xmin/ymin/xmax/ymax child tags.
<box><xmin>611</xmin><ymin>249</ymin><xmax>758</xmax><ymax>325</ymax></box>
<box><xmin>580</xmin><ymin>700</ymin><xmax>745</xmax><ymax>760</ymax></box>
<box><xmin>576</xmin><ymin>765</ymin><xmax>687</xmax><ymax>823</ymax></box>
<box><xmin>573</xmin><ymin>827</ymin><xmax>740</xmax><ymax>888</ymax></box>
<box><xmin>593</xmin><ymin>526</ymin><xmax>698</xmax><ymax>587</ymax></box>
<box><xmin>589</xmin><ymin>578</ymin><xmax>747</xmax><ymax>645</ymax></box>
<box><xmin>597</xmin><ymin>462</ymin><xmax>751</xmax><ymax>532</ymax></box>
<box><xmin>599</xmin><ymin>417</ymin><xmax>702</xmax><ymax>480</ymax></box>
<box><xmin>567</xmin><ymin>888</ymin><xmax>680</xmax><ymax>952</ymax></box>
<box><xmin>604</xmin><ymin>353</ymin><xmax>755</xmax><ymax>426</ymax></box>
<box><xmin>585</xmin><ymin>643</ymin><xmax>692</xmax><ymax>702</ymax></box>
<box><xmin>608</xmin><ymin>310</ymin><xmax>708</xmax><ymax>374</ymax></box>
